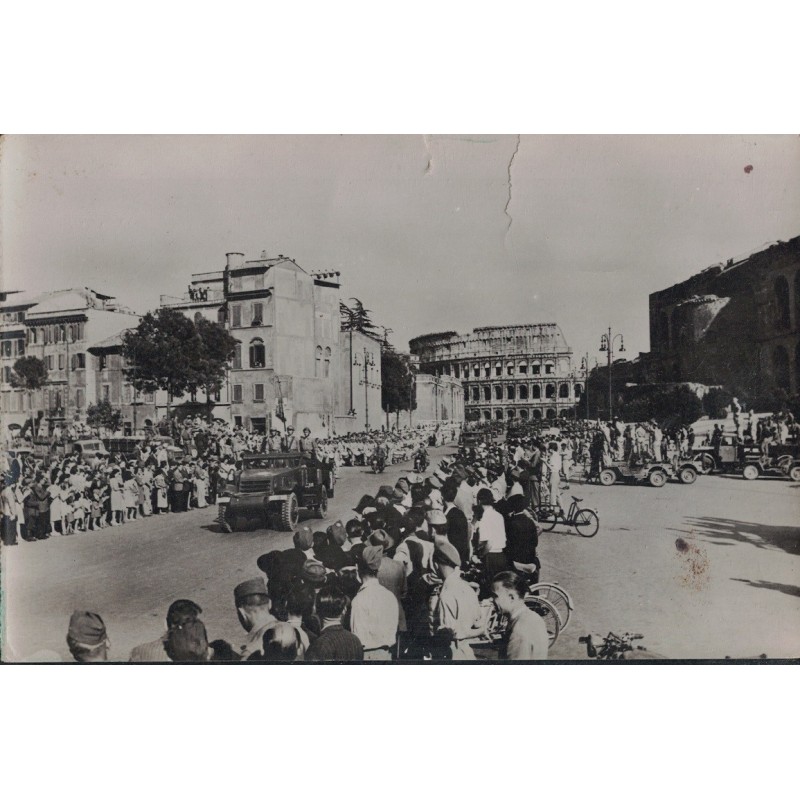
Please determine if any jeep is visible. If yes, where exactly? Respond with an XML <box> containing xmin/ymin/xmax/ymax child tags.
<box><xmin>223</xmin><ymin>452</ymin><xmax>332</xmax><ymax>532</ymax></box>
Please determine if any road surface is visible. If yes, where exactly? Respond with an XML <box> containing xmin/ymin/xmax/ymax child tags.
<box><xmin>2</xmin><ymin>446</ymin><xmax>798</xmax><ymax>660</ymax></box>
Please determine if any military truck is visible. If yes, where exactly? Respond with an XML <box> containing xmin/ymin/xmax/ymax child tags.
<box><xmin>223</xmin><ymin>452</ymin><xmax>332</xmax><ymax>532</ymax></box>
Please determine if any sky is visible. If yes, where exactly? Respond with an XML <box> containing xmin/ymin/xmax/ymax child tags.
<box><xmin>2</xmin><ymin>134</ymin><xmax>799</xmax><ymax>362</ymax></box>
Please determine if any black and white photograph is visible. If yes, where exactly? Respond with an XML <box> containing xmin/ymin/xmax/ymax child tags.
<box><xmin>1</xmin><ymin>133</ymin><xmax>798</xmax><ymax>664</ymax></box>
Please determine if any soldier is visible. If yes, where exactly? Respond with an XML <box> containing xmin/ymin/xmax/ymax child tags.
<box><xmin>267</xmin><ymin>429</ymin><xmax>283</xmax><ymax>452</ymax></box>
<box><xmin>282</xmin><ymin>426</ymin><xmax>299</xmax><ymax>452</ymax></box>
<box><xmin>66</xmin><ymin>610</ymin><xmax>109</xmax><ymax>663</ymax></box>
<box><xmin>298</xmin><ymin>427</ymin><xmax>314</xmax><ymax>453</ymax></box>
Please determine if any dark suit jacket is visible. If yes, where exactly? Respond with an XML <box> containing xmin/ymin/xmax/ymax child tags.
<box><xmin>445</xmin><ymin>505</ymin><xmax>470</xmax><ymax>566</ymax></box>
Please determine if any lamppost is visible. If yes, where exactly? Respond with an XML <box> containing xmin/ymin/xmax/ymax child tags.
<box><xmin>599</xmin><ymin>328</ymin><xmax>625</xmax><ymax>420</ymax></box>
<box><xmin>353</xmin><ymin>348</ymin><xmax>375</xmax><ymax>430</ymax></box>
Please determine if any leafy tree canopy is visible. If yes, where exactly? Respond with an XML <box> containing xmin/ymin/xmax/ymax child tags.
<box><xmin>10</xmin><ymin>355</ymin><xmax>48</xmax><ymax>391</ymax></box>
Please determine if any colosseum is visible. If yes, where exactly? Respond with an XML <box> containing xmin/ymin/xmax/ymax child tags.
<box><xmin>409</xmin><ymin>324</ymin><xmax>582</xmax><ymax>422</ymax></box>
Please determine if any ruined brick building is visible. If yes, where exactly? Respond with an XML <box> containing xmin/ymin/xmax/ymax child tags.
<box><xmin>646</xmin><ymin>236</ymin><xmax>800</xmax><ymax>397</ymax></box>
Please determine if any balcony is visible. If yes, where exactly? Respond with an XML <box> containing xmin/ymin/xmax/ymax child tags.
<box><xmin>160</xmin><ymin>288</ymin><xmax>225</xmax><ymax>308</ymax></box>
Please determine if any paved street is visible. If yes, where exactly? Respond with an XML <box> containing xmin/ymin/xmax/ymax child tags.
<box><xmin>2</xmin><ymin>445</ymin><xmax>799</xmax><ymax>661</ymax></box>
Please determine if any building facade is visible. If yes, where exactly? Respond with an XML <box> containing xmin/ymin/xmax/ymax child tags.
<box><xmin>647</xmin><ymin>235</ymin><xmax>800</xmax><ymax>396</ymax></box>
<box><xmin>335</xmin><ymin>329</ymin><xmax>383</xmax><ymax>434</ymax></box>
<box><xmin>0</xmin><ymin>288</ymin><xmax>139</xmax><ymax>434</ymax></box>
<box><xmin>409</xmin><ymin>324</ymin><xmax>581</xmax><ymax>422</ymax></box>
<box><xmin>413</xmin><ymin>373</ymin><xmax>464</xmax><ymax>424</ymax></box>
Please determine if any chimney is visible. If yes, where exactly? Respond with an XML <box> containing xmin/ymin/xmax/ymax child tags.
<box><xmin>225</xmin><ymin>252</ymin><xmax>244</xmax><ymax>269</ymax></box>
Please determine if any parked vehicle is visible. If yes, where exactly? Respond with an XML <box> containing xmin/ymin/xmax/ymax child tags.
<box><xmin>223</xmin><ymin>452</ymin><xmax>332</xmax><ymax>532</ymax></box>
<box><xmin>31</xmin><ymin>437</ymin><xmax>108</xmax><ymax>466</ymax></box>
<box><xmin>598</xmin><ymin>458</ymin><xmax>673</xmax><ymax>488</ymax></box>
<box><xmin>693</xmin><ymin>436</ymin><xmax>799</xmax><ymax>481</ymax></box>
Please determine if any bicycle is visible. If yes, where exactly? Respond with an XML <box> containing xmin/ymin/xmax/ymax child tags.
<box><xmin>535</xmin><ymin>495</ymin><xmax>599</xmax><ymax>537</ymax></box>
<box><xmin>482</xmin><ymin>594</ymin><xmax>562</xmax><ymax>648</ymax></box>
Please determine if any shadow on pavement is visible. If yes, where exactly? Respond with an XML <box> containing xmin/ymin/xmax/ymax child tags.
<box><xmin>685</xmin><ymin>516</ymin><xmax>800</xmax><ymax>556</ymax></box>
<box><xmin>731</xmin><ymin>578</ymin><xmax>800</xmax><ymax>598</ymax></box>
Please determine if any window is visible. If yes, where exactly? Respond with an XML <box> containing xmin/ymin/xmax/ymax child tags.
<box><xmin>1</xmin><ymin>340</ymin><xmax>11</xmax><ymax>357</ymax></box>
<box><xmin>559</xmin><ymin>383</ymin><xmax>570</xmax><ymax>398</ymax></box>
<box><xmin>495</xmin><ymin>361</ymin><xmax>502</xmax><ymax>376</ymax></box>
<box><xmin>102</xmin><ymin>384</ymin><xmax>110</xmax><ymax>401</ymax></box>
<box><xmin>2</xmin><ymin>366</ymin><xmax>11</xmax><ymax>383</ymax></box>
<box><xmin>484</xmin><ymin>362</ymin><xmax>491</xmax><ymax>378</ymax></box>
<box><xmin>324</xmin><ymin>347</ymin><xmax>332</xmax><ymax>378</ymax></box>
<box><xmin>520</xmin><ymin>409</ymin><xmax>529</xmax><ymax>420</ymax></box>
<box><xmin>494</xmin><ymin>409</ymin><xmax>503</xmax><ymax>420</ymax></box>
<box><xmin>249</xmin><ymin>338</ymin><xmax>265</xmax><ymax>368</ymax></box>
<box><xmin>473</xmin><ymin>363</ymin><xmax>479</xmax><ymax>378</ymax></box>
<box><xmin>444</xmin><ymin>364</ymin><xmax>451</xmax><ymax>376</ymax></box>
<box><xmin>483</xmin><ymin>385</ymin><xmax>491</xmax><ymax>402</ymax></box>
<box><xmin>472</xmin><ymin>386</ymin><xmax>479</xmax><ymax>402</ymax></box>
<box><xmin>71</xmin><ymin>353</ymin><xmax>86</xmax><ymax>369</ymax></box>
<box><xmin>546</xmin><ymin>408</ymin><xmax>556</xmax><ymax>420</ymax></box>
<box><xmin>232</xmin><ymin>384</ymin><xmax>243</xmax><ymax>403</ymax></box>
<box><xmin>232</xmin><ymin>342</ymin><xmax>242</xmax><ymax>369</ymax></box>
<box><xmin>47</xmin><ymin>354</ymin><xmax>55</xmax><ymax>370</ymax></box>
<box><xmin>483</xmin><ymin>410</ymin><xmax>491</xmax><ymax>421</ymax></box>
<box><xmin>194</xmin><ymin>311</ymin><xmax>203</xmax><ymax>324</ymax></box>
<box><xmin>234</xmin><ymin>415</ymin><xmax>243</xmax><ymax>427</ymax></box>
<box><xmin>29</xmin><ymin>329</ymin><xmax>37</xmax><ymax>345</ymax></box>
<box><xmin>518</xmin><ymin>361</ymin><xmax>527</xmax><ymax>375</ymax></box>
<box><xmin>546</xmin><ymin>383</ymin><xmax>555</xmax><ymax>398</ymax></box>
<box><xmin>315</xmin><ymin>346</ymin><xmax>323</xmax><ymax>377</ymax></box>
<box><xmin>532</xmin><ymin>409</ymin><xmax>542</xmax><ymax>420</ymax></box>
<box><xmin>253</xmin><ymin>383</ymin><xmax>265</xmax><ymax>402</ymax></box>
<box><xmin>54</xmin><ymin>389</ymin><xmax>62</xmax><ymax>409</ymax></box>
<box><xmin>507</xmin><ymin>408</ymin><xmax>515</xmax><ymax>418</ymax></box>
<box><xmin>507</xmin><ymin>385</ymin><xmax>515</xmax><ymax>400</ymax></box>
<box><xmin>252</xmin><ymin>302</ymin><xmax>263</xmax><ymax>325</ymax></box>
<box><xmin>453</xmin><ymin>364</ymin><xmax>460</xmax><ymax>379</ymax></box>
<box><xmin>98</xmin><ymin>354</ymin><xmax>107</xmax><ymax>371</ymax></box>
<box><xmin>545</xmin><ymin>361</ymin><xmax>554</xmax><ymax>375</ymax></box>
<box><xmin>507</xmin><ymin>362</ymin><xmax>515</xmax><ymax>376</ymax></box>
<box><xmin>143</xmin><ymin>392</ymin><xmax>154</xmax><ymax>403</ymax></box>
<box><xmin>58</xmin><ymin>354</ymin><xmax>65</xmax><ymax>370</ymax></box>
<box><xmin>774</xmin><ymin>276</ymin><xmax>791</xmax><ymax>330</ymax></box>
<box><xmin>531</xmin><ymin>362</ymin><xmax>541</xmax><ymax>375</ymax></box>
<box><xmin>231</xmin><ymin>305</ymin><xmax>242</xmax><ymax>328</ymax></box>
<box><xmin>494</xmin><ymin>385</ymin><xmax>503</xmax><ymax>401</ymax></box>
<box><xmin>575</xmin><ymin>383</ymin><xmax>583</xmax><ymax>399</ymax></box>
<box><xmin>532</xmin><ymin>384</ymin><xmax>541</xmax><ymax>399</ymax></box>
<box><xmin>123</xmin><ymin>385</ymin><xmax>132</xmax><ymax>403</ymax></box>
<box><xmin>217</xmin><ymin>307</ymin><xmax>227</xmax><ymax>325</ymax></box>
<box><xmin>519</xmin><ymin>385</ymin><xmax>528</xmax><ymax>400</ymax></box>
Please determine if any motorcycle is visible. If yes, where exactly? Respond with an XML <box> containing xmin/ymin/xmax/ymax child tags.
<box><xmin>370</xmin><ymin>454</ymin><xmax>386</xmax><ymax>474</ymax></box>
<box><xmin>413</xmin><ymin>452</ymin><xmax>429</xmax><ymax>473</ymax></box>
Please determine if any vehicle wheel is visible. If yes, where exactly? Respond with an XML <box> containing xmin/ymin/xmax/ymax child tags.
<box><xmin>573</xmin><ymin>508</ymin><xmax>599</xmax><ymax>538</ymax></box>
<box><xmin>679</xmin><ymin>467</ymin><xmax>697</xmax><ymax>485</ymax></box>
<box><xmin>742</xmin><ymin>464</ymin><xmax>759</xmax><ymax>481</ymax></box>
<box><xmin>698</xmin><ymin>453</ymin><xmax>715</xmax><ymax>473</ymax></box>
<box><xmin>278</xmin><ymin>494</ymin><xmax>300</xmax><ymax>531</ymax></box>
<box><xmin>789</xmin><ymin>466</ymin><xmax>800</xmax><ymax>482</ymax></box>
<box><xmin>534</xmin><ymin>505</ymin><xmax>558</xmax><ymax>531</ymax></box>
<box><xmin>315</xmin><ymin>492</ymin><xmax>328</xmax><ymax>519</ymax></box>
<box><xmin>599</xmin><ymin>469</ymin><xmax>617</xmax><ymax>486</ymax></box>
<box><xmin>523</xmin><ymin>596</ymin><xmax>561</xmax><ymax>648</ymax></box>
<box><xmin>528</xmin><ymin>583</ymin><xmax>573</xmax><ymax>631</ymax></box>
<box><xmin>648</xmin><ymin>469</ymin><xmax>667</xmax><ymax>488</ymax></box>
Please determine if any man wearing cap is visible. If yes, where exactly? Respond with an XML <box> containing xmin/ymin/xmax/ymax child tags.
<box><xmin>129</xmin><ymin>598</ymin><xmax>204</xmax><ymax>662</ymax></box>
<box><xmin>234</xmin><ymin>577</ymin><xmax>277</xmax><ymax>661</ymax></box>
<box><xmin>350</xmin><ymin>545</ymin><xmax>400</xmax><ymax>660</ymax></box>
<box><xmin>67</xmin><ymin>610</ymin><xmax>109</xmax><ymax>662</ymax></box>
<box><xmin>430</xmin><ymin>541</ymin><xmax>483</xmax><ymax>660</ymax></box>
<box><xmin>316</xmin><ymin>521</ymin><xmax>349</xmax><ymax>571</ymax></box>
<box><xmin>298</xmin><ymin>427</ymin><xmax>314</xmax><ymax>454</ymax></box>
<box><xmin>266</xmin><ymin>429</ymin><xmax>283</xmax><ymax>453</ymax></box>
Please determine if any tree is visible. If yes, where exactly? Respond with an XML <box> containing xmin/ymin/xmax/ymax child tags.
<box><xmin>10</xmin><ymin>355</ymin><xmax>48</xmax><ymax>435</ymax></box>
<box><xmin>702</xmin><ymin>387</ymin><xmax>733</xmax><ymax>419</ymax></box>
<box><xmin>121</xmin><ymin>308</ymin><xmax>201</xmax><ymax>421</ymax></box>
<box><xmin>381</xmin><ymin>348</ymin><xmax>416</xmax><ymax>427</ymax></box>
<box><xmin>190</xmin><ymin>317</ymin><xmax>239</xmax><ymax>415</ymax></box>
<box><xmin>86</xmin><ymin>399</ymin><xmax>123</xmax><ymax>433</ymax></box>
<box><xmin>341</xmin><ymin>297</ymin><xmax>379</xmax><ymax>337</ymax></box>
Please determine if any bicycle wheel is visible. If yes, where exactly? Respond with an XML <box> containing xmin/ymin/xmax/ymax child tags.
<box><xmin>523</xmin><ymin>595</ymin><xmax>561</xmax><ymax>647</ymax></box>
<box><xmin>481</xmin><ymin>599</ymin><xmax>507</xmax><ymax>644</ymax></box>
<box><xmin>528</xmin><ymin>583</ymin><xmax>573</xmax><ymax>631</ymax></box>
<box><xmin>534</xmin><ymin>505</ymin><xmax>559</xmax><ymax>532</ymax></box>
<box><xmin>573</xmin><ymin>508</ymin><xmax>599</xmax><ymax>538</ymax></box>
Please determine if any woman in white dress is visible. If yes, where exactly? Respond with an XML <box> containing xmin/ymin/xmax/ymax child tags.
<box><xmin>109</xmin><ymin>469</ymin><xmax>125</xmax><ymax>525</ymax></box>
<box><xmin>48</xmin><ymin>477</ymin><xmax>64</xmax><ymax>535</ymax></box>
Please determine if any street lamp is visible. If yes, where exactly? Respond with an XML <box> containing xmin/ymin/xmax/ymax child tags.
<box><xmin>599</xmin><ymin>328</ymin><xmax>625</xmax><ymax>420</ymax></box>
<box><xmin>580</xmin><ymin>353</ymin><xmax>590</xmax><ymax>420</ymax></box>
<box><xmin>353</xmin><ymin>348</ymin><xmax>376</xmax><ymax>430</ymax></box>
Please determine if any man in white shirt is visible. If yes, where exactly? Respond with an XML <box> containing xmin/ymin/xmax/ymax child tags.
<box><xmin>474</xmin><ymin>487</ymin><xmax>509</xmax><ymax>578</ymax></box>
<box><xmin>351</xmin><ymin>545</ymin><xmax>399</xmax><ymax>660</ymax></box>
